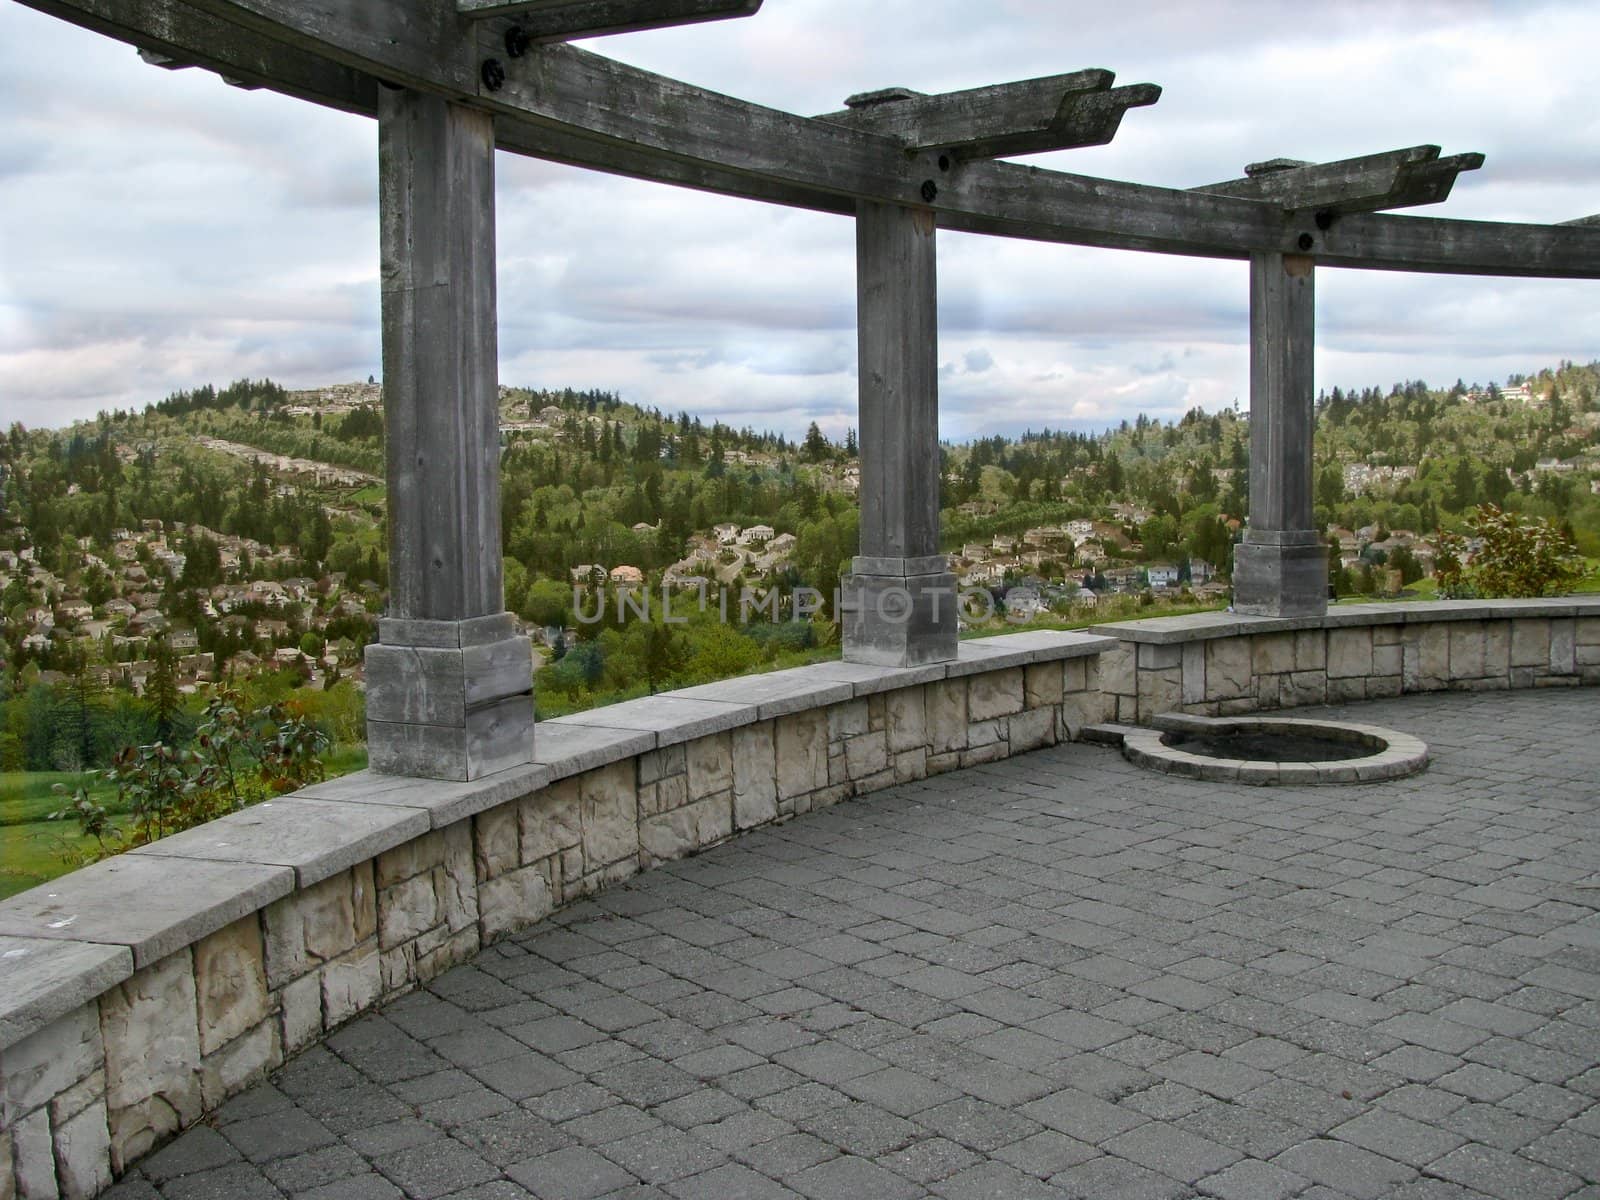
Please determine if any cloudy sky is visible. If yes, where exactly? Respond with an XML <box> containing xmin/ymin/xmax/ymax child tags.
<box><xmin>1</xmin><ymin>0</ymin><xmax>1596</xmax><ymax>442</ymax></box>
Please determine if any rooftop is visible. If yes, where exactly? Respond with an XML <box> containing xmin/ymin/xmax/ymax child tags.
<box><xmin>108</xmin><ymin>687</ymin><xmax>1600</xmax><ymax>1199</ymax></box>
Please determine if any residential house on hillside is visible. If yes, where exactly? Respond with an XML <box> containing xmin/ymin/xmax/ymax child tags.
<box><xmin>609</xmin><ymin>565</ymin><xmax>644</xmax><ymax>588</ymax></box>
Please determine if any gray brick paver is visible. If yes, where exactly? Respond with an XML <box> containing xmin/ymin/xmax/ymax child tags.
<box><xmin>128</xmin><ymin>690</ymin><xmax>1600</xmax><ymax>1200</ymax></box>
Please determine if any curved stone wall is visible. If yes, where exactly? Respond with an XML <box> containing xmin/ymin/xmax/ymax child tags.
<box><xmin>0</xmin><ymin>631</ymin><xmax>1108</xmax><ymax>1199</ymax></box>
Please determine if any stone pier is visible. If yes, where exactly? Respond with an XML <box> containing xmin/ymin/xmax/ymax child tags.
<box><xmin>1232</xmin><ymin>250</ymin><xmax>1328</xmax><ymax>617</ymax></box>
<box><xmin>363</xmin><ymin>89</ymin><xmax>534</xmax><ymax>780</ymax></box>
<box><xmin>842</xmin><ymin>201</ymin><xmax>959</xmax><ymax>667</ymax></box>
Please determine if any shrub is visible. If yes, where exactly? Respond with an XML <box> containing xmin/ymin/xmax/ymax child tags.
<box><xmin>1434</xmin><ymin>504</ymin><xmax>1589</xmax><ymax>599</ymax></box>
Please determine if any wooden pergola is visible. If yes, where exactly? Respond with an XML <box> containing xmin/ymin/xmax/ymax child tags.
<box><xmin>20</xmin><ymin>0</ymin><xmax>1600</xmax><ymax>780</ymax></box>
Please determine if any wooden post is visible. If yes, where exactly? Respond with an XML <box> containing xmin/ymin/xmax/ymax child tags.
<box><xmin>842</xmin><ymin>201</ymin><xmax>958</xmax><ymax>666</ymax></box>
<box><xmin>1232</xmin><ymin>251</ymin><xmax>1329</xmax><ymax>617</ymax></box>
<box><xmin>364</xmin><ymin>87</ymin><xmax>535</xmax><ymax>780</ymax></box>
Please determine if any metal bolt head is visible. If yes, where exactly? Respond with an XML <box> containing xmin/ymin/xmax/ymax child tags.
<box><xmin>920</xmin><ymin>180</ymin><xmax>938</xmax><ymax>203</ymax></box>
<box><xmin>481</xmin><ymin>58</ymin><xmax>506</xmax><ymax>92</ymax></box>
<box><xmin>505</xmin><ymin>26</ymin><xmax>531</xmax><ymax>58</ymax></box>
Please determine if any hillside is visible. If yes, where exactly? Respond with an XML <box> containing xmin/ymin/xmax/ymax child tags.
<box><xmin>4</xmin><ymin>359</ymin><xmax>1599</xmax><ymax>767</ymax></box>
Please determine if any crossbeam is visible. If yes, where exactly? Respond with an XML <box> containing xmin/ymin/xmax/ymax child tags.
<box><xmin>15</xmin><ymin>0</ymin><xmax>1600</xmax><ymax>278</ymax></box>
<box><xmin>816</xmin><ymin>72</ymin><xmax>1161</xmax><ymax>160</ymax></box>
<box><xmin>1196</xmin><ymin>146</ymin><xmax>1484</xmax><ymax>215</ymax></box>
<box><xmin>457</xmin><ymin>0</ymin><xmax>762</xmax><ymax>42</ymax></box>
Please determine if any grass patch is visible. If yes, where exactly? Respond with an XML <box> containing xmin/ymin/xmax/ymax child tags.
<box><xmin>0</xmin><ymin>745</ymin><xmax>369</xmax><ymax>901</ymax></box>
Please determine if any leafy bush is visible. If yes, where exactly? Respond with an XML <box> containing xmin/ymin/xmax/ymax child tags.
<box><xmin>1434</xmin><ymin>505</ymin><xmax>1590</xmax><ymax>599</ymax></box>
<box><xmin>46</xmin><ymin>688</ymin><xmax>330</xmax><ymax>865</ymax></box>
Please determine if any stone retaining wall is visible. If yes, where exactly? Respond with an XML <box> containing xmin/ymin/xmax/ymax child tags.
<box><xmin>0</xmin><ymin>631</ymin><xmax>1108</xmax><ymax>1200</ymax></box>
<box><xmin>1092</xmin><ymin>597</ymin><xmax>1600</xmax><ymax>724</ymax></box>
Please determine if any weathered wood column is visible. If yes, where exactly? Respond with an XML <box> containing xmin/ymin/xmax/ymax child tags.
<box><xmin>1232</xmin><ymin>251</ymin><xmax>1328</xmax><ymax>617</ymax></box>
<box><xmin>364</xmin><ymin>87</ymin><xmax>534</xmax><ymax>780</ymax></box>
<box><xmin>842</xmin><ymin>201</ymin><xmax>959</xmax><ymax>666</ymax></box>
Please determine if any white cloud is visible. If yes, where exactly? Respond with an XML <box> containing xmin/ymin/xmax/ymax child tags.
<box><xmin>0</xmin><ymin>0</ymin><xmax>1595</xmax><ymax>438</ymax></box>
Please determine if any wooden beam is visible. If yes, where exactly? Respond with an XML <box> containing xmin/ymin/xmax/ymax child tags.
<box><xmin>16</xmin><ymin>0</ymin><xmax>1600</xmax><ymax>277</ymax></box>
<box><xmin>457</xmin><ymin>0</ymin><xmax>761</xmax><ymax>42</ymax></box>
<box><xmin>816</xmin><ymin>71</ymin><xmax>1160</xmax><ymax>160</ymax></box>
<box><xmin>1197</xmin><ymin>146</ymin><xmax>1484</xmax><ymax>214</ymax></box>
<box><xmin>22</xmin><ymin>0</ymin><xmax>377</xmax><ymax>116</ymax></box>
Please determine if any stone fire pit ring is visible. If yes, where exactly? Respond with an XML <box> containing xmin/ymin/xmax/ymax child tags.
<box><xmin>1118</xmin><ymin>712</ymin><xmax>1430</xmax><ymax>785</ymax></box>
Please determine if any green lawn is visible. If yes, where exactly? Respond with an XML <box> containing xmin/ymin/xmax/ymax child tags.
<box><xmin>0</xmin><ymin>747</ymin><xmax>369</xmax><ymax>901</ymax></box>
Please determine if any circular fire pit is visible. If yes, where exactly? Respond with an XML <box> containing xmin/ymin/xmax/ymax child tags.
<box><xmin>1120</xmin><ymin>713</ymin><xmax>1428</xmax><ymax>785</ymax></box>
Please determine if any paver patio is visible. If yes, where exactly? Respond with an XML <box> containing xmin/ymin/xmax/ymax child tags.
<box><xmin>105</xmin><ymin>689</ymin><xmax>1600</xmax><ymax>1199</ymax></box>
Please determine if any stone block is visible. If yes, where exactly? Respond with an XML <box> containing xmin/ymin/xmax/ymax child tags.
<box><xmin>885</xmin><ymin>687</ymin><xmax>927</xmax><ymax>752</ymax></box>
<box><xmin>1180</xmin><ymin>642</ymin><xmax>1205</xmax><ymax>706</ymax></box>
<box><xmin>1252</xmin><ymin>633</ymin><xmax>1295</xmax><ymax>677</ymax></box>
<box><xmin>1367</xmin><ymin>673</ymin><xmax>1403</xmax><ymax>699</ymax></box>
<box><xmin>637</xmin><ymin>744</ymin><xmax>685</xmax><ymax>786</ymax></box>
<box><xmin>1095</xmin><ymin>643</ymin><xmax>1136</xmax><ymax>697</ymax></box>
<box><xmin>1326</xmin><ymin>628</ymin><xmax>1373</xmax><ymax>679</ymax></box>
<box><xmin>47</xmin><ymin>1071</ymin><xmax>101</xmax><ymax>1127</ymax></box>
<box><xmin>1293</xmin><ymin>631</ymin><xmax>1326</xmax><ymax>671</ymax></box>
<box><xmin>655</xmin><ymin>773</ymin><xmax>688</xmax><ymax>813</ymax></box>
<box><xmin>685</xmin><ymin>733</ymin><xmax>733</xmax><ymax>799</ymax></box>
<box><xmin>843</xmin><ymin>732</ymin><xmax>889</xmax><ymax>778</ymax></box>
<box><xmin>1373</xmin><ymin>624</ymin><xmax>1404</xmax><ymax>645</ymax></box>
<box><xmin>1577</xmin><ymin>616</ymin><xmax>1600</xmax><ymax>645</ymax></box>
<box><xmin>1510</xmin><ymin>618</ymin><xmax>1551</xmax><ymax>667</ymax></box>
<box><xmin>100</xmin><ymin>952</ymin><xmax>202</xmax><ymax>1172</ymax></box>
<box><xmin>967</xmin><ymin>668</ymin><xmax>1024</xmax><ymax>721</ymax></box>
<box><xmin>1</xmin><ymin>1005</ymin><xmax>101</xmax><ymax>1126</ymax></box>
<box><xmin>1327</xmin><ymin>676</ymin><xmax>1367</xmax><ymax>703</ymax></box>
<box><xmin>200</xmin><ymin>1020</ymin><xmax>279</xmax><ymax>1109</ymax></box>
<box><xmin>1551</xmin><ymin>619</ymin><xmax>1577</xmax><ymax>674</ymax></box>
<box><xmin>774</xmin><ymin>711</ymin><xmax>828</xmax><ymax>799</ymax></box>
<box><xmin>0</xmin><ymin>1129</ymin><xmax>13</xmax><ymax>1200</ymax></box>
<box><xmin>580</xmin><ymin>761</ymin><xmax>638</xmax><ymax>869</ymax></box>
<box><xmin>827</xmin><ymin>700</ymin><xmax>869</xmax><ymax>741</ymax></box>
<box><xmin>521</xmin><ymin>778</ymin><xmax>581</xmax><ymax>861</ymax></box>
<box><xmin>1024</xmin><ymin>662</ymin><xmax>1064</xmax><ymax>709</ymax></box>
<box><xmin>1449</xmin><ymin>621</ymin><xmax>1488</xmax><ymax>679</ymax></box>
<box><xmin>1061</xmin><ymin>657</ymin><xmax>1089</xmax><ymax>693</ymax></box>
<box><xmin>1008</xmin><ymin>707</ymin><xmax>1055</xmax><ymax>753</ymax></box>
<box><xmin>639</xmin><ymin>796</ymin><xmax>733</xmax><ymax>865</ymax></box>
<box><xmin>193</xmin><ymin>917</ymin><xmax>268</xmax><ymax>1057</ymax></box>
<box><xmin>1061</xmin><ymin>688</ymin><xmax>1112</xmax><ymax>739</ymax></box>
<box><xmin>438</xmin><ymin>824</ymin><xmax>478</xmax><ymax>935</ymax></box>
<box><xmin>1484</xmin><ymin>623</ymin><xmax>1511</xmax><ymax>678</ymax></box>
<box><xmin>474</xmin><ymin>805</ymin><xmax>519</xmax><ymax>881</ymax></box>
<box><xmin>730</xmin><ymin>724</ymin><xmax>778</xmax><ymax>830</ymax></box>
<box><xmin>1284</xmin><ymin>671</ymin><xmax>1327</xmax><ymax>707</ymax></box>
<box><xmin>1579</xmin><ymin>645</ymin><xmax>1600</xmax><ymax>667</ymax></box>
<box><xmin>52</xmin><ymin>1097</ymin><xmax>111</xmax><ymax>1199</ymax></box>
<box><xmin>1415</xmin><ymin>623</ymin><xmax>1449</xmax><ymax>687</ymax></box>
<box><xmin>893</xmin><ymin>749</ymin><xmax>928</xmax><ymax>783</ymax></box>
<box><xmin>280</xmin><ymin>974</ymin><xmax>321</xmax><ymax>1054</ymax></box>
<box><xmin>1137</xmin><ymin>643</ymin><xmax>1181</xmax><ymax>670</ymax></box>
<box><xmin>375</xmin><ymin>829</ymin><xmax>444</xmax><ymax>889</ymax></box>
<box><xmin>1203</xmin><ymin>637</ymin><xmax>1253</xmax><ymax>701</ymax></box>
<box><xmin>839</xmin><ymin>569</ymin><xmax>960</xmax><ymax>668</ymax></box>
<box><xmin>926</xmin><ymin>680</ymin><xmax>968</xmax><ymax>753</ymax></box>
<box><xmin>367</xmin><ymin>692</ymin><xmax>534</xmax><ymax>783</ymax></box>
<box><xmin>11</xmin><ymin>1110</ymin><xmax>51</xmax><ymax>1200</ymax></box>
<box><xmin>479</xmin><ymin>865</ymin><xmax>553</xmax><ymax>942</ymax></box>
<box><xmin>1136</xmin><ymin>667</ymin><xmax>1181</xmax><ymax>719</ymax></box>
<box><xmin>262</xmin><ymin>866</ymin><xmax>373</xmax><ymax>990</ymax></box>
<box><xmin>1372</xmin><ymin>643</ymin><xmax>1402</xmax><ymax>679</ymax></box>
<box><xmin>321</xmin><ymin>946</ymin><xmax>381</xmax><ymax>1027</ymax></box>
<box><xmin>378</xmin><ymin>872</ymin><xmax>439</xmax><ymax>950</ymax></box>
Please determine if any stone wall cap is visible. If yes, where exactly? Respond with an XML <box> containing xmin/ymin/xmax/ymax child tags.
<box><xmin>668</xmin><ymin>668</ymin><xmax>856</xmax><ymax>720</ymax></box>
<box><xmin>946</xmin><ymin>630</ymin><xmax>1114</xmax><ymax>676</ymax></box>
<box><xmin>797</xmin><ymin>659</ymin><xmax>950</xmax><ymax>696</ymax></box>
<box><xmin>548</xmin><ymin>694</ymin><xmax>757</xmax><ymax>748</ymax></box>
<box><xmin>0</xmin><ymin>855</ymin><xmax>292</xmax><ymax>970</ymax></box>
<box><xmin>300</xmin><ymin>763</ymin><xmax>552</xmax><ymax>829</ymax></box>
<box><xmin>1095</xmin><ymin>598</ymin><xmax>1600</xmax><ymax>644</ymax></box>
<box><xmin>532</xmin><ymin>720</ymin><xmax>658</xmax><ymax>779</ymax></box>
<box><xmin>0</xmin><ymin>935</ymin><xmax>133</xmax><ymax>1052</ymax></box>
<box><xmin>129</xmin><ymin>795</ymin><xmax>431</xmax><ymax>887</ymax></box>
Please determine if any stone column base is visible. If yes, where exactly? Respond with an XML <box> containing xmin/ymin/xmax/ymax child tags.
<box><xmin>841</xmin><ymin>558</ymin><xmax>959</xmax><ymax>667</ymax></box>
<box><xmin>1232</xmin><ymin>538</ymin><xmax>1329</xmax><ymax>618</ymax></box>
<box><xmin>364</xmin><ymin>613</ymin><xmax>534</xmax><ymax>781</ymax></box>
